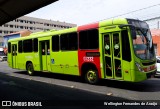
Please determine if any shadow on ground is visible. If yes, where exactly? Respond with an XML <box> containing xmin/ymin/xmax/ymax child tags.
<box><xmin>13</xmin><ymin>71</ymin><xmax>160</xmax><ymax>92</ymax></box>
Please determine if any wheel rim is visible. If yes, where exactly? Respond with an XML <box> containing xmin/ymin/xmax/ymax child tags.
<box><xmin>87</xmin><ymin>70</ymin><xmax>97</xmax><ymax>83</ymax></box>
<box><xmin>28</xmin><ymin>65</ymin><xmax>33</xmax><ymax>75</ymax></box>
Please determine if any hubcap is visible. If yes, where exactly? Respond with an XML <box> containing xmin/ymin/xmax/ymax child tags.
<box><xmin>87</xmin><ymin>70</ymin><xmax>97</xmax><ymax>83</ymax></box>
<box><xmin>28</xmin><ymin>65</ymin><xmax>33</xmax><ymax>75</ymax></box>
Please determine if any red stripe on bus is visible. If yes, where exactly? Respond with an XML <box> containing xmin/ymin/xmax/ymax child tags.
<box><xmin>78</xmin><ymin>49</ymin><xmax>101</xmax><ymax>78</ymax></box>
<box><xmin>78</xmin><ymin>22</ymin><xmax>99</xmax><ymax>31</ymax></box>
<box><xmin>77</xmin><ymin>22</ymin><xmax>101</xmax><ymax>78</ymax></box>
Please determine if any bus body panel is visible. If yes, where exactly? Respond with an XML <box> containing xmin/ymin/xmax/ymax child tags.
<box><xmin>51</xmin><ymin>51</ymin><xmax>79</xmax><ymax>75</ymax></box>
<box><xmin>38</xmin><ymin>36</ymin><xmax>51</xmax><ymax>72</ymax></box>
<box><xmin>50</xmin><ymin>27</ymin><xmax>79</xmax><ymax>75</ymax></box>
<box><xmin>50</xmin><ymin>52</ymin><xmax>63</xmax><ymax>74</ymax></box>
<box><xmin>78</xmin><ymin>50</ymin><xmax>101</xmax><ymax>78</ymax></box>
<box><xmin>78</xmin><ymin>23</ymin><xmax>101</xmax><ymax>78</ymax></box>
<box><xmin>99</xmin><ymin>23</ymin><xmax>133</xmax><ymax>81</ymax></box>
<box><xmin>9</xmin><ymin>42</ymin><xmax>18</xmax><ymax>69</ymax></box>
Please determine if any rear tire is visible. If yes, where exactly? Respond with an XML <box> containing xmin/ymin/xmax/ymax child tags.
<box><xmin>27</xmin><ymin>63</ymin><xmax>34</xmax><ymax>76</ymax></box>
<box><xmin>85</xmin><ymin>69</ymin><xmax>99</xmax><ymax>84</ymax></box>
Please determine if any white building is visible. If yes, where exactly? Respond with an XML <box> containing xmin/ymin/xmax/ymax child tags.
<box><xmin>0</xmin><ymin>16</ymin><xmax>77</xmax><ymax>48</ymax></box>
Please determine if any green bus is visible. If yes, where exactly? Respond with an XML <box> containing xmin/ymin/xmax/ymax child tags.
<box><xmin>7</xmin><ymin>18</ymin><xmax>156</xmax><ymax>84</ymax></box>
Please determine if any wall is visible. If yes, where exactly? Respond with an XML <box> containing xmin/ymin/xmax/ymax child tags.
<box><xmin>151</xmin><ymin>29</ymin><xmax>160</xmax><ymax>56</ymax></box>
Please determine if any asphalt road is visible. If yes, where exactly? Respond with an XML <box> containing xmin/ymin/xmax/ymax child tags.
<box><xmin>0</xmin><ymin>61</ymin><xmax>160</xmax><ymax>109</ymax></box>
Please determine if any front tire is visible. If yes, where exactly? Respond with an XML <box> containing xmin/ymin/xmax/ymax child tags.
<box><xmin>85</xmin><ymin>69</ymin><xmax>99</xmax><ymax>84</ymax></box>
<box><xmin>27</xmin><ymin>63</ymin><xmax>34</xmax><ymax>76</ymax></box>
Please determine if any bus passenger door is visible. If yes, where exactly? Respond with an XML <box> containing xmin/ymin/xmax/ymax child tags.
<box><xmin>103</xmin><ymin>32</ymin><xmax>123</xmax><ymax>79</ymax></box>
<box><xmin>11</xmin><ymin>44</ymin><xmax>17</xmax><ymax>69</ymax></box>
<box><xmin>40</xmin><ymin>40</ymin><xmax>51</xmax><ymax>71</ymax></box>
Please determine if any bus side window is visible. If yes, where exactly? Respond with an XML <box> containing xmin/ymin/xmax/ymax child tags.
<box><xmin>42</xmin><ymin>41</ymin><xmax>45</xmax><ymax>55</ymax></box>
<box><xmin>60</xmin><ymin>32</ymin><xmax>78</xmax><ymax>51</ymax></box>
<box><xmin>33</xmin><ymin>38</ymin><xmax>38</xmax><ymax>52</ymax></box>
<box><xmin>60</xmin><ymin>34</ymin><xmax>68</xmax><ymax>50</ymax></box>
<box><xmin>68</xmin><ymin>32</ymin><xmax>78</xmax><ymax>50</ymax></box>
<box><xmin>23</xmin><ymin>39</ymin><xmax>33</xmax><ymax>53</ymax></box>
<box><xmin>47</xmin><ymin>41</ymin><xmax>50</xmax><ymax>55</ymax></box>
<box><xmin>12</xmin><ymin>45</ymin><xmax>14</xmax><ymax>55</ymax></box>
<box><xmin>18</xmin><ymin>41</ymin><xmax>22</xmax><ymax>53</ymax></box>
<box><xmin>52</xmin><ymin>35</ymin><xmax>59</xmax><ymax>51</ymax></box>
<box><xmin>79</xmin><ymin>29</ymin><xmax>99</xmax><ymax>49</ymax></box>
<box><xmin>121</xmin><ymin>30</ymin><xmax>131</xmax><ymax>62</ymax></box>
<box><xmin>8</xmin><ymin>42</ymin><xmax>11</xmax><ymax>53</ymax></box>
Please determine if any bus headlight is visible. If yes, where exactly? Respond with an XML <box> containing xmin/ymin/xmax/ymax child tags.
<box><xmin>135</xmin><ymin>62</ymin><xmax>144</xmax><ymax>72</ymax></box>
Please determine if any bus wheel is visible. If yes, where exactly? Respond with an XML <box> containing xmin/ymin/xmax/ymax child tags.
<box><xmin>85</xmin><ymin>69</ymin><xmax>99</xmax><ymax>84</ymax></box>
<box><xmin>27</xmin><ymin>63</ymin><xmax>34</xmax><ymax>76</ymax></box>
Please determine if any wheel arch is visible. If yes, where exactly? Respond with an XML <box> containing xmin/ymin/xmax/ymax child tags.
<box><xmin>81</xmin><ymin>62</ymin><xmax>99</xmax><ymax>78</ymax></box>
<box><xmin>26</xmin><ymin>61</ymin><xmax>33</xmax><ymax>70</ymax></box>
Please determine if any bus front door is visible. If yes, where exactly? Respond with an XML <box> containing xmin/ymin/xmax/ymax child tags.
<box><xmin>11</xmin><ymin>44</ymin><xmax>17</xmax><ymax>69</ymax></box>
<box><xmin>103</xmin><ymin>32</ymin><xmax>123</xmax><ymax>80</ymax></box>
<box><xmin>40</xmin><ymin>40</ymin><xmax>51</xmax><ymax>71</ymax></box>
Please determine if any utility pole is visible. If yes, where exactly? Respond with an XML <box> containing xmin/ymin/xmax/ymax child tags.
<box><xmin>158</xmin><ymin>21</ymin><xmax>159</xmax><ymax>29</ymax></box>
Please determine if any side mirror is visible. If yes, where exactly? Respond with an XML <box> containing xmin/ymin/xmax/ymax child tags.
<box><xmin>128</xmin><ymin>25</ymin><xmax>137</xmax><ymax>39</ymax></box>
<box><xmin>119</xmin><ymin>24</ymin><xmax>136</xmax><ymax>39</ymax></box>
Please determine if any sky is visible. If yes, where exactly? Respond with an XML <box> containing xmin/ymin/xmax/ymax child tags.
<box><xmin>27</xmin><ymin>0</ymin><xmax>160</xmax><ymax>26</ymax></box>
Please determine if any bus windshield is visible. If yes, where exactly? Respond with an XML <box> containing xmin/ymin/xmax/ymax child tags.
<box><xmin>132</xmin><ymin>28</ymin><xmax>155</xmax><ymax>60</ymax></box>
<box><xmin>127</xmin><ymin>19</ymin><xmax>155</xmax><ymax>60</ymax></box>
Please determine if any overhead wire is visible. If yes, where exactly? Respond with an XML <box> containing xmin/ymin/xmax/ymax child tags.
<box><xmin>106</xmin><ymin>3</ymin><xmax>160</xmax><ymax>20</ymax></box>
<box><xmin>102</xmin><ymin>3</ymin><xmax>160</xmax><ymax>29</ymax></box>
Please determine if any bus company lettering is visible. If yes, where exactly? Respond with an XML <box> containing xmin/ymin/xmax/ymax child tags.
<box><xmin>83</xmin><ymin>57</ymin><xmax>94</xmax><ymax>62</ymax></box>
<box><xmin>25</xmin><ymin>56</ymin><xmax>33</xmax><ymax>59</ymax></box>
<box><xmin>34</xmin><ymin>53</ymin><xmax>38</xmax><ymax>58</ymax></box>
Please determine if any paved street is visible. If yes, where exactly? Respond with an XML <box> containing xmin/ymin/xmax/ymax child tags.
<box><xmin>0</xmin><ymin>61</ymin><xmax>160</xmax><ymax>109</ymax></box>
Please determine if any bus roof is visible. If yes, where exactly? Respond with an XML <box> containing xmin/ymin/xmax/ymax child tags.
<box><xmin>8</xmin><ymin>27</ymin><xmax>77</xmax><ymax>42</ymax></box>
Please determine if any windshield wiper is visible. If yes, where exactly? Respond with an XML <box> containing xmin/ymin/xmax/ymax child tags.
<box><xmin>137</xmin><ymin>20</ymin><xmax>150</xmax><ymax>43</ymax></box>
<box><xmin>138</xmin><ymin>28</ymin><xmax>150</xmax><ymax>43</ymax></box>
